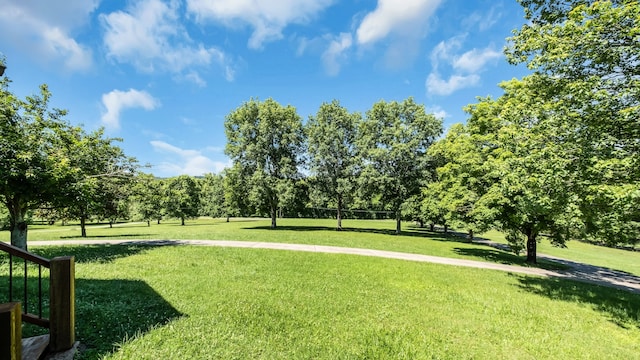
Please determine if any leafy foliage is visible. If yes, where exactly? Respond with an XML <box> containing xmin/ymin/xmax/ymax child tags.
<box><xmin>358</xmin><ymin>97</ymin><xmax>442</xmax><ymax>234</ymax></box>
<box><xmin>306</xmin><ymin>100</ymin><xmax>361</xmax><ymax>229</ymax></box>
<box><xmin>224</xmin><ymin>98</ymin><xmax>305</xmax><ymax>228</ymax></box>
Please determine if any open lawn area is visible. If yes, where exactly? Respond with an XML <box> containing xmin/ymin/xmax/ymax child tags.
<box><xmin>0</xmin><ymin>218</ymin><xmax>598</xmax><ymax>271</ymax></box>
<box><xmin>2</xmin><ymin>218</ymin><xmax>640</xmax><ymax>359</ymax></box>
<box><xmin>3</xmin><ymin>244</ymin><xmax>639</xmax><ymax>359</ymax></box>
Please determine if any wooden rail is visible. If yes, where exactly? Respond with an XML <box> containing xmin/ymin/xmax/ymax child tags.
<box><xmin>0</xmin><ymin>241</ymin><xmax>75</xmax><ymax>353</ymax></box>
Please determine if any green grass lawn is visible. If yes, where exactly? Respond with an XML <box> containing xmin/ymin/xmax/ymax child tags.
<box><xmin>2</xmin><ymin>219</ymin><xmax>640</xmax><ymax>358</ymax></box>
<box><xmin>3</xmin><ymin>245</ymin><xmax>639</xmax><ymax>359</ymax></box>
<box><xmin>2</xmin><ymin>218</ymin><xmax>573</xmax><ymax>271</ymax></box>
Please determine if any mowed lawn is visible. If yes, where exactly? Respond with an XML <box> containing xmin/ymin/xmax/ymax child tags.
<box><xmin>3</xmin><ymin>217</ymin><xmax>621</xmax><ymax>271</ymax></box>
<box><xmin>7</xmin><ymin>245</ymin><xmax>640</xmax><ymax>359</ymax></box>
<box><xmin>2</xmin><ymin>218</ymin><xmax>640</xmax><ymax>358</ymax></box>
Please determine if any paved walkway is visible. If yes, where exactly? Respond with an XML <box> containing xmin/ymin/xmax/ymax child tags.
<box><xmin>29</xmin><ymin>238</ymin><xmax>640</xmax><ymax>295</ymax></box>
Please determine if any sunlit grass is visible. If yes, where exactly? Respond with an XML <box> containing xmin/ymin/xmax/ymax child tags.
<box><xmin>8</xmin><ymin>245</ymin><xmax>639</xmax><ymax>359</ymax></box>
<box><xmin>2</xmin><ymin>218</ymin><xmax>569</xmax><ymax>270</ymax></box>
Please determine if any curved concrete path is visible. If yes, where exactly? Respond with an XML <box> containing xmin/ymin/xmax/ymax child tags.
<box><xmin>28</xmin><ymin>239</ymin><xmax>640</xmax><ymax>295</ymax></box>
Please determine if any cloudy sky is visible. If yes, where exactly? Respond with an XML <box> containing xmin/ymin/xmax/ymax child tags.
<box><xmin>0</xmin><ymin>0</ymin><xmax>530</xmax><ymax>177</ymax></box>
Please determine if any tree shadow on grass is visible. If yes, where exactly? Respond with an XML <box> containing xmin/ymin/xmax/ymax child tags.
<box><xmin>29</xmin><ymin>245</ymin><xmax>155</xmax><ymax>264</ymax></box>
<box><xmin>2</xmin><ymin>245</ymin><xmax>184</xmax><ymax>359</ymax></box>
<box><xmin>453</xmin><ymin>247</ymin><xmax>569</xmax><ymax>271</ymax></box>
<box><xmin>59</xmin><ymin>234</ymin><xmax>155</xmax><ymax>240</ymax></box>
<box><xmin>73</xmin><ymin>278</ymin><xmax>184</xmax><ymax>359</ymax></box>
<box><xmin>511</xmin><ymin>274</ymin><xmax>640</xmax><ymax>329</ymax></box>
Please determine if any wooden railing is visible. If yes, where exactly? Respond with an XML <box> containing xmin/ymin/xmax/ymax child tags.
<box><xmin>0</xmin><ymin>241</ymin><xmax>75</xmax><ymax>355</ymax></box>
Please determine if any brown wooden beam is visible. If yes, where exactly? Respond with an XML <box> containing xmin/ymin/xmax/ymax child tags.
<box><xmin>49</xmin><ymin>256</ymin><xmax>75</xmax><ymax>352</ymax></box>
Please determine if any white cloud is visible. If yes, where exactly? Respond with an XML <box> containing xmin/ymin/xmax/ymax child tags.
<box><xmin>426</xmin><ymin>35</ymin><xmax>502</xmax><ymax>96</ymax></box>
<box><xmin>0</xmin><ymin>0</ymin><xmax>96</xmax><ymax>72</ymax></box>
<box><xmin>356</xmin><ymin>0</ymin><xmax>442</xmax><ymax>45</ymax></box>
<box><xmin>430</xmin><ymin>35</ymin><xmax>466</xmax><ymax>71</ymax></box>
<box><xmin>186</xmin><ymin>0</ymin><xmax>334</xmax><ymax>49</ymax></box>
<box><xmin>426</xmin><ymin>73</ymin><xmax>480</xmax><ymax>96</ymax></box>
<box><xmin>464</xmin><ymin>5</ymin><xmax>503</xmax><ymax>31</ymax></box>
<box><xmin>426</xmin><ymin>105</ymin><xmax>449</xmax><ymax>120</ymax></box>
<box><xmin>101</xmin><ymin>0</ymin><xmax>234</xmax><ymax>83</ymax></box>
<box><xmin>151</xmin><ymin>140</ymin><xmax>229</xmax><ymax>176</ymax></box>
<box><xmin>321</xmin><ymin>33</ymin><xmax>353</xmax><ymax>76</ymax></box>
<box><xmin>453</xmin><ymin>47</ymin><xmax>502</xmax><ymax>73</ymax></box>
<box><xmin>101</xmin><ymin>89</ymin><xmax>160</xmax><ymax>129</ymax></box>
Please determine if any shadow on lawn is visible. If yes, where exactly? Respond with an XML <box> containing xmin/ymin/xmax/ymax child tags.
<box><xmin>74</xmin><ymin>278</ymin><xmax>183</xmax><ymax>359</ymax></box>
<box><xmin>453</xmin><ymin>247</ymin><xmax>569</xmax><ymax>271</ymax></box>
<box><xmin>3</xmin><ymin>245</ymin><xmax>184</xmax><ymax>359</ymax></box>
<box><xmin>30</xmin><ymin>245</ymin><xmax>155</xmax><ymax>264</ymax></box>
<box><xmin>59</xmin><ymin>234</ymin><xmax>155</xmax><ymax>240</ymax></box>
<box><xmin>512</xmin><ymin>274</ymin><xmax>640</xmax><ymax>329</ymax></box>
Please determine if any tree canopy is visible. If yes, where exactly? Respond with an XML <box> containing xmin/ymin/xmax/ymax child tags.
<box><xmin>358</xmin><ymin>98</ymin><xmax>442</xmax><ymax>234</ymax></box>
<box><xmin>307</xmin><ymin>100</ymin><xmax>361</xmax><ymax>230</ymax></box>
<box><xmin>224</xmin><ymin>98</ymin><xmax>305</xmax><ymax>228</ymax></box>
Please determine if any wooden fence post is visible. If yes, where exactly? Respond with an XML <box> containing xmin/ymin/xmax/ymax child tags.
<box><xmin>49</xmin><ymin>256</ymin><xmax>75</xmax><ymax>352</ymax></box>
<box><xmin>0</xmin><ymin>302</ymin><xmax>21</xmax><ymax>360</ymax></box>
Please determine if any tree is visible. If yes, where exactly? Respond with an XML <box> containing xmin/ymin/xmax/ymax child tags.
<box><xmin>224</xmin><ymin>98</ymin><xmax>305</xmax><ymax>228</ymax></box>
<box><xmin>222</xmin><ymin>165</ymin><xmax>252</xmax><ymax>220</ymax></box>
<box><xmin>130</xmin><ymin>173</ymin><xmax>164</xmax><ymax>226</ymax></box>
<box><xmin>306</xmin><ymin>100</ymin><xmax>361</xmax><ymax>230</ymax></box>
<box><xmin>465</xmin><ymin>78</ymin><xmax>582</xmax><ymax>263</ymax></box>
<box><xmin>507</xmin><ymin>0</ymin><xmax>640</xmax><ymax>246</ymax></box>
<box><xmin>0</xmin><ymin>80</ymin><xmax>77</xmax><ymax>249</ymax></box>
<box><xmin>61</xmin><ymin>128</ymin><xmax>137</xmax><ymax>237</ymax></box>
<box><xmin>199</xmin><ymin>173</ymin><xmax>226</xmax><ymax>218</ymax></box>
<box><xmin>358</xmin><ymin>98</ymin><xmax>442</xmax><ymax>234</ymax></box>
<box><xmin>427</xmin><ymin>123</ymin><xmax>495</xmax><ymax>241</ymax></box>
<box><xmin>164</xmin><ymin>175</ymin><xmax>200</xmax><ymax>226</ymax></box>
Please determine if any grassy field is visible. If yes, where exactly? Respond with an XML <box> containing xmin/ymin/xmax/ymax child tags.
<box><xmin>1</xmin><ymin>244</ymin><xmax>638</xmax><ymax>359</ymax></box>
<box><xmin>1</xmin><ymin>218</ymin><xmax>578</xmax><ymax>271</ymax></box>
<box><xmin>6</xmin><ymin>216</ymin><xmax>640</xmax><ymax>274</ymax></box>
<box><xmin>2</xmin><ymin>219</ymin><xmax>640</xmax><ymax>358</ymax></box>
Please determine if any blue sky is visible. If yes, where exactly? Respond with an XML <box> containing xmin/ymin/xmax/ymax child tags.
<box><xmin>0</xmin><ymin>0</ymin><xmax>531</xmax><ymax>177</ymax></box>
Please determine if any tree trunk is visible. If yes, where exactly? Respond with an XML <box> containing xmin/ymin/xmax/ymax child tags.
<box><xmin>444</xmin><ymin>224</ymin><xmax>448</xmax><ymax>234</ymax></box>
<box><xmin>526</xmin><ymin>228</ymin><xmax>537</xmax><ymax>264</ymax></box>
<box><xmin>9</xmin><ymin>214</ymin><xmax>28</xmax><ymax>250</ymax></box>
<box><xmin>468</xmin><ymin>229</ymin><xmax>474</xmax><ymax>242</ymax></box>
<box><xmin>80</xmin><ymin>216</ymin><xmax>87</xmax><ymax>238</ymax></box>
<box><xmin>395</xmin><ymin>210</ymin><xmax>401</xmax><ymax>235</ymax></box>
<box><xmin>270</xmin><ymin>206</ymin><xmax>277</xmax><ymax>229</ymax></box>
<box><xmin>157</xmin><ymin>219</ymin><xmax>161</xmax><ymax>225</ymax></box>
<box><xmin>147</xmin><ymin>220</ymin><xmax>150</xmax><ymax>227</ymax></box>
<box><xmin>429</xmin><ymin>223</ymin><xmax>435</xmax><ymax>232</ymax></box>
<box><xmin>226</xmin><ymin>216</ymin><xmax>230</xmax><ymax>223</ymax></box>
<box><xmin>418</xmin><ymin>219</ymin><xmax>424</xmax><ymax>228</ymax></box>
<box><xmin>181</xmin><ymin>217</ymin><xmax>185</xmax><ymax>226</ymax></box>
<box><xmin>109</xmin><ymin>221</ymin><xmax>113</xmax><ymax>228</ymax></box>
<box><xmin>336</xmin><ymin>196</ymin><xmax>343</xmax><ymax>231</ymax></box>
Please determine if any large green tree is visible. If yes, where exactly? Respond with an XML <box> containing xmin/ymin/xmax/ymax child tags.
<box><xmin>465</xmin><ymin>78</ymin><xmax>582</xmax><ymax>263</ymax></box>
<box><xmin>61</xmin><ymin>128</ymin><xmax>137</xmax><ymax>237</ymax></box>
<box><xmin>306</xmin><ymin>100</ymin><xmax>361</xmax><ymax>230</ymax></box>
<box><xmin>358</xmin><ymin>98</ymin><xmax>442</xmax><ymax>234</ymax></box>
<box><xmin>224</xmin><ymin>98</ymin><xmax>305</xmax><ymax>228</ymax></box>
<box><xmin>507</xmin><ymin>0</ymin><xmax>640</xmax><ymax>246</ymax></box>
<box><xmin>0</xmin><ymin>81</ymin><xmax>77</xmax><ymax>249</ymax></box>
